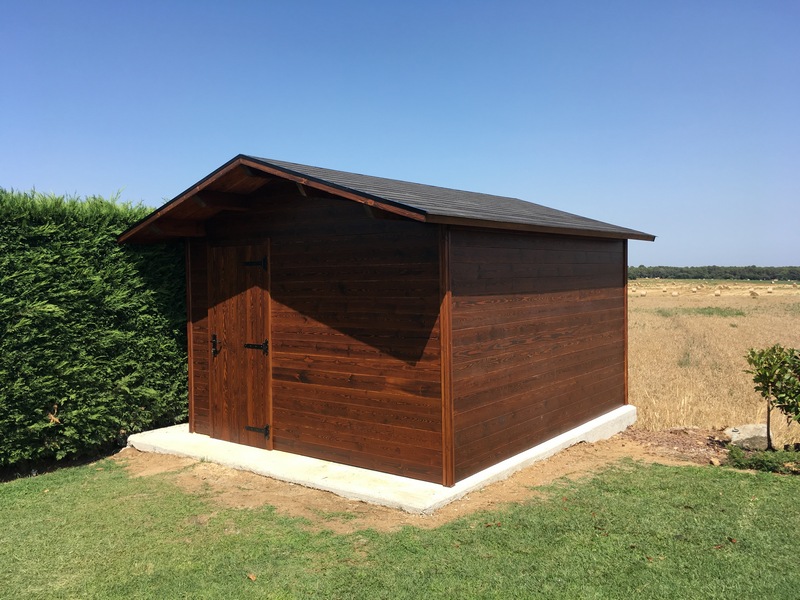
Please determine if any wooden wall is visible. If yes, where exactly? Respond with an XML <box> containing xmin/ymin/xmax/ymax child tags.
<box><xmin>191</xmin><ymin>191</ymin><xmax>444</xmax><ymax>483</ymax></box>
<box><xmin>185</xmin><ymin>187</ymin><xmax>629</xmax><ymax>485</ymax></box>
<box><xmin>186</xmin><ymin>238</ymin><xmax>211</xmax><ymax>435</ymax></box>
<box><xmin>449</xmin><ymin>228</ymin><xmax>626</xmax><ymax>481</ymax></box>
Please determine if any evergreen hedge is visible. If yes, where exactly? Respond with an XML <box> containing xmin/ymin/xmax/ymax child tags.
<box><xmin>0</xmin><ymin>189</ymin><xmax>187</xmax><ymax>468</ymax></box>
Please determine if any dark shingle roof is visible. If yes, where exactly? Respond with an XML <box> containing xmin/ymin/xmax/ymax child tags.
<box><xmin>246</xmin><ymin>156</ymin><xmax>655</xmax><ymax>241</ymax></box>
<box><xmin>118</xmin><ymin>154</ymin><xmax>655</xmax><ymax>243</ymax></box>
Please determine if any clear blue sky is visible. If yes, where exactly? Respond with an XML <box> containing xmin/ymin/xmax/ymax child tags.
<box><xmin>2</xmin><ymin>1</ymin><xmax>797</xmax><ymax>266</ymax></box>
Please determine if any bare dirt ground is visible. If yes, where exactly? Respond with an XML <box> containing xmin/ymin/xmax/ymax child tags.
<box><xmin>113</xmin><ymin>427</ymin><xmax>728</xmax><ymax>534</ymax></box>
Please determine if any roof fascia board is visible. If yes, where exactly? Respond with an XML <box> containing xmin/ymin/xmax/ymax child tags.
<box><xmin>425</xmin><ymin>214</ymin><xmax>656</xmax><ymax>241</ymax></box>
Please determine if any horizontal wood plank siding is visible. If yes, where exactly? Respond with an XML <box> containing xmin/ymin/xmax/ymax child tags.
<box><xmin>450</xmin><ymin>228</ymin><xmax>626</xmax><ymax>481</ymax></box>
<box><xmin>186</xmin><ymin>239</ymin><xmax>211</xmax><ymax>435</ymax></box>
<box><xmin>208</xmin><ymin>195</ymin><xmax>443</xmax><ymax>483</ymax></box>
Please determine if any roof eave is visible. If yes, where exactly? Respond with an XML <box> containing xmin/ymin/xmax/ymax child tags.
<box><xmin>425</xmin><ymin>214</ymin><xmax>656</xmax><ymax>241</ymax></box>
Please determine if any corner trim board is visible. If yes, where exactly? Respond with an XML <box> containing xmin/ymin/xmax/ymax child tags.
<box><xmin>439</xmin><ymin>225</ymin><xmax>455</xmax><ymax>486</ymax></box>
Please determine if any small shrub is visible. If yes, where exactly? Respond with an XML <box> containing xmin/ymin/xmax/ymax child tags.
<box><xmin>745</xmin><ymin>344</ymin><xmax>800</xmax><ymax>450</ymax></box>
<box><xmin>727</xmin><ymin>445</ymin><xmax>800</xmax><ymax>474</ymax></box>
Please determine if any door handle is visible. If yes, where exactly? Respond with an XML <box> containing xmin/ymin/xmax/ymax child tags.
<box><xmin>211</xmin><ymin>334</ymin><xmax>220</xmax><ymax>357</ymax></box>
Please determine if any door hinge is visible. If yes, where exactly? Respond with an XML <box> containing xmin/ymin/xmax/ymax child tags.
<box><xmin>242</xmin><ymin>256</ymin><xmax>267</xmax><ymax>270</ymax></box>
<box><xmin>243</xmin><ymin>339</ymin><xmax>269</xmax><ymax>355</ymax></box>
<box><xmin>245</xmin><ymin>424</ymin><xmax>270</xmax><ymax>440</ymax></box>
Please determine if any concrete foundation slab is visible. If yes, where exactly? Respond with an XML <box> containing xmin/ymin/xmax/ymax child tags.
<box><xmin>128</xmin><ymin>405</ymin><xmax>636</xmax><ymax>514</ymax></box>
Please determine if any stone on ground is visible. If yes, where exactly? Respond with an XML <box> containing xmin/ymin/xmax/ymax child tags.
<box><xmin>724</xmin><ymin>424</ymin><xmax>768</xmax><ymax>451</ymax></box>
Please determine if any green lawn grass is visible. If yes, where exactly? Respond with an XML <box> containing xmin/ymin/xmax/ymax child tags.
<box><xmin>1</xmin><ymin>459</ymin><xmax>798</xmax><ymax>599</ymax></box>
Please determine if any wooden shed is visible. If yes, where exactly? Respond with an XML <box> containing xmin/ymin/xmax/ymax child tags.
<box><xmin>119</xmin><ymin>155</ymin><xmax>654</xmax><ymax>486</ymax></box>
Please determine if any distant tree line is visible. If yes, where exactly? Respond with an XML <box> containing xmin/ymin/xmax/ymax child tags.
<box><xmin>628</xmin><ymin>266</ymin><xmax>800</xmax><ymax>281</ymax></box>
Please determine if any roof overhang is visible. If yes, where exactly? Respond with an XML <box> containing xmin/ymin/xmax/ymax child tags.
<box><xmin>119</xmin><ymin>155</ymin><xmax>432</xmax><ymax>244</ymax></box>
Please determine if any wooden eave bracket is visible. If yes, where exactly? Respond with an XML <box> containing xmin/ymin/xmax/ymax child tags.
<box><xmin>240</xmin><ymin>164</ymin><xmax>274</xmax><ymax>179</ymax></box>
<box><xmin>296</xmin><ymin>182</ymin><xmax>309</xmax><ymax>197</ymax></box>
<box><xmin>149</xmin><ymin>218</ymin><xmax>206</xmax><ymax>238</ymax></box>
<box><xmin>193</xmin><ymin>191</ymin><xmax>251</xmax><ymax>212</ymax></box>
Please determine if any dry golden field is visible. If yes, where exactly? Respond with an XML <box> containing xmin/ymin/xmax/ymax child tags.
<box><xmin>628</xmin><ymin>278</ymin><xmax>800</xmax><ymax>445</ymax></box>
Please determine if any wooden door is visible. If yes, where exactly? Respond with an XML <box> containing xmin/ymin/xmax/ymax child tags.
<box><xmin>208</xmin><ymin>241</ymin><xmax>272</xmax><ymax>450</ymax></box>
